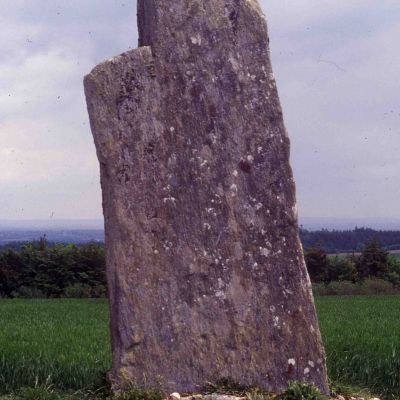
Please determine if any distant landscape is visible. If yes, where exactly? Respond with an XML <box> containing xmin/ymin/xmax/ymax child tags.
<box><xmin>1</xmin><ymin>218</ymin><xmax>400</xmax><ymax>252</ymax></box>
<box><xmin>0</xmin><ymin>219</ymin><xmax>104</xmax><ymax>245</ymax></box>
<box><xmin>0</xmin><ymin>230</ymin><xmax>104</xmax><ymax>246</ymax></box>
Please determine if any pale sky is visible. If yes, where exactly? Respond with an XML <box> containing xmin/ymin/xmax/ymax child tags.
<box><xmin>1</xmin><ymin>1</ymin><xmax>399</xmax><ymax>220</ymax></box>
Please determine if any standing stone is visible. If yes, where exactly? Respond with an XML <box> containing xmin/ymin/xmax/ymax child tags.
<box><xmin>84</xmin><ymin>0</ymin><xmax>329</xmax><ymax>395</ymax></box>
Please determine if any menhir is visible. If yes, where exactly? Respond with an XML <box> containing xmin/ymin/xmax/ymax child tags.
<box><xmin>84</xmin><ymin>0</ymin><xmax>329</xmax><ymax>394</ymax></box>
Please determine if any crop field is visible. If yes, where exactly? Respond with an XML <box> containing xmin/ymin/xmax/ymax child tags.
<box><xmin>0</xmin><ymin>297</ymin><xmax>399</xmax><ymax>398</ymax></box>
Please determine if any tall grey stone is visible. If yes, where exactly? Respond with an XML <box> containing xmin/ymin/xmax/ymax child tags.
<box><xmin>84</xmin><ymin>0</ymin><xmax>329</xmax><ymax>395</ymax></box>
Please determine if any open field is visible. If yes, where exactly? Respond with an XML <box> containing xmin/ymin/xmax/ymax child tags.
<box><xmin>317</xmin><ymin>296</ymin><xmax>400</xmax><ymax>398</ymax></box>
<box><xmin>0</xmin><ymin>297</ymin><xmax>399</xmax><ymax>398</ymax></box>
<box><xmin>0</xmin><ymin>300</ymin><xmax>110</xmax><ymax>394</ymax></box>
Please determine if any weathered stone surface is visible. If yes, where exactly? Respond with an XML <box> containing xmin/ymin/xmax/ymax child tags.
<box><xmin>84</xmin><ymin>0</ymin><xmax>328</xmax><ymax>395</ymax></box>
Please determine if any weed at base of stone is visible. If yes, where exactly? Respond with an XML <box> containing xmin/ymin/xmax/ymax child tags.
<box><xmin>276</xmin><ymin>382</ymin><xmax>328</xmax><ymax>400</ymax></box>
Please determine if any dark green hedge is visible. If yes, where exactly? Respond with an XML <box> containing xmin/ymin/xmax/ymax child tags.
<box><xmin>0</xmin><ymin>239</ymin><xmax>106</xmax><ymax>298</ymax></box>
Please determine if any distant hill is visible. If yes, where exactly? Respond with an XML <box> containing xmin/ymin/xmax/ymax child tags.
<box><xmin>300</xmin><ymin>227</ymin><xmax>400</xmax><ymax>253</ymax></box>
<box><xmin>0</xmin><ymin>230</ymin><xmax>104</xmax><ymax>246</ymax></box>
<box><xmin>2</xmin><ymin>219</ymin><xmax>400</xmax><ymax>252</ymax></box>
<box><xmin>0</xmin><ymin>220</ymin><xmax>105</xmax><ymax>245</ymax></box>
<box><xmin>300</xmin><ymin>217</ymin><xmax>400</xmax><ymax>231</ymax></box>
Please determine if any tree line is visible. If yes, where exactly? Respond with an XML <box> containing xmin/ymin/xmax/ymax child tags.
<box><xmin>0</xmin><ymin>237</ymin><xmax>106</xmax><ymax>298</ymax></box>
<box><xmin>305</xmin><ymin>239</ymin><xmax>400</xmax><ymax>286</ymax></box>
<box><xmin>1</xmin><ymin>234</ymin><xmax>400</xmax><ymax>298</ymax></box>
<box><xmin>300</xmin><ymin>227</ymin><xmax>400</xmax><ymax>253</ymax></box>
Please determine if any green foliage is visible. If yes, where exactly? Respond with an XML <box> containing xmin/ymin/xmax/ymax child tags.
<box><xmin>356</xmin><ymin>239</ymin><xmax>389</xmax><ymax>279</ymax></box>
<box><xmin>245</xmin><ymin>388</ymin><xmax>272</xmax><ymax>400</ymax></box>
<box><xmin>17</xmin><ymin>378</ymin><xmax>60</xmax><ymax>400</ymax></box>
<box><xmin>0</xmin><ymin>250</ymin><xmax>24</xmax><ymax>296</ymax></box>
<box><xmin>0</xmin><ymin>241</ymin><xmax>106</xmax><ymax>298</ymax></box>
<box><xmin>12</xmin><ymin>286</ymin><xmax>46</xmax><ymax>299</ymax></box>
<box><xmin>304</xmin><ymin>247</ymin><xmax>358</xmax><ymax>284</ymax></box>
<box><xmin>385</xmin><ymin>256</ymin><xmax>400</xmax><ymax>287</ymax></box>
<box><xmin>304</xmin><ymin>246</ymin><xmax>329</xmax><ymax>282</ymax></box>
<box><xmin>5</xmin><ymin>236</ymin><xmax>396</xmax><ymax>299</ymax></box>
<box><xmin>17</xmin><ymin>387</ymin><xmax>60</xmax><ymax>400</ymax></box>
<box><xmin>326</xmin><ymin>256</ymin><xmax>358</xmax><ymax>283</ymax></box>
<box><xmin>277</xmin><ymin>382</ymin><xmax>327</xmax><ymax>400</ymax></box>
<box><xmin>63</xmin><ymin>284</ymin><xmax>94</xmax><ymax>299</ymax></box>
<box><xmin>305</xmin><ymin>239</ymin><xmax>400</xmax><ymax>294</ymax></box>
<box><xmin>313</xmin><ymin>279</ymin><xmax>398</xmax><ymax>296</ymax></box>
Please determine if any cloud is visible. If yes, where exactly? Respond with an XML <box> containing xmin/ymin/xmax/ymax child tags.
<box><xmin>261</xmin><ymin>0</ymin><xmax>400</xmax><ymax>218</ymax></box>
<box><xmin>0</xmin><ymin>1</ymin><xmax>137</xmax><ymax>219</ymax></box>
<box><xmin>0</xmin><ymin>0</ymin><xmax>399</xmax><ymax>220</ymax></box>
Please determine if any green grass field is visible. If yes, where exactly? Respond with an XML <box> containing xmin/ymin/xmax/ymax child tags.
<box><xmin>0</xmin><ymin>297</ymin><xmax>399</xmax><ymax>398</ymax></box>
<box><xmin>0</xmin><ymin>300</ymin><xmax>110</xmax><ymax>394</ymax></box>
<box><xmin>317</xmin><ymin>296</ymin><xmax>400</xmax><ymax>398</ymax></box>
